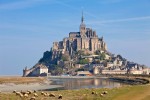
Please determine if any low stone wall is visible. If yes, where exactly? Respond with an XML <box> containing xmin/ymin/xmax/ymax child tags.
<box><xmin>106</xmin><ymin>74</ymin><xmax>150</xmax><ymax>78</ymax></box>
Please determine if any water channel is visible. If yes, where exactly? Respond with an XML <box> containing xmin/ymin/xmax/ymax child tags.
<box><xmin>49</xmin><ymin>78</ymin><xmax>124</xmax><ymax>90</ymax></box>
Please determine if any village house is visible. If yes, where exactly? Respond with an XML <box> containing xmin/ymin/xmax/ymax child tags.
<box><xmin>106</xmin><ymin>62</ymin><xmax>114</xmax><ymax>68</ymax></box>
<box><xmin>77</xmin><ymin>71</ymin><xmax>92</xmax><ymax>76</ymax></box>
<box><xmin>129</xmin><ymin>68</ymin><xmax>150</xmax><ymax>75</ymax></box>
<box><xmin>101</xmin><ymin>69</ymin><xmax>127</xmax><ymax>74</ymax></box>
<box><xmin>31</xmin><ymin>64</ymin><xmax>48</xmax><ymax>76</ymax></box>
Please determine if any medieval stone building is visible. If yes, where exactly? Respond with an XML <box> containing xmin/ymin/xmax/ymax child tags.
<box><xmin>52</xmin><ymin>13</ymin><xmax>107</xmax><ymax>56</ymax></box>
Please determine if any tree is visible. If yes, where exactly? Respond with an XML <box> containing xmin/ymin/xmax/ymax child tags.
<box><xmin>100</xmin><ymin>52</ymin><xmax>106</xmax><ymax>60</ymax></box>
<box><xmin>94</xmin><ymin>50</ymin><xmax>106</xmax><ymax>61</ymax></box>
<box><xmin>78</xmin><ymin>59</ymin><xmax>89</xmax><ymax>64</ymax></box>
<box><xmin>54</xmin><ymin>66</ymin><xmax>63</xmax><ymax>75</ymax></box>
<box><xmin>61</xmin><ymin>54</ymin><xmax>69</xmax><ymax>61</ymax></box>
<box><xmin>39</xmin><ymin>51</ymin><xmax>52</xmax><ymax>64</ymax></box>
<box><xmin>49</xmin><ymin>65</ymin><xmax>63</xmax><ymax>75</ymax></box>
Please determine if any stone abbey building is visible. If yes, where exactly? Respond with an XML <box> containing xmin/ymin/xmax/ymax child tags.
<box><xmin>53</xmin><ymin>14</ymin><xmax>107</xmax><ymax>55</ymax></box>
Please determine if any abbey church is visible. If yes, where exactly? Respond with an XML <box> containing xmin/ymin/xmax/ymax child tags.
<box><xmin>52</xmin><ymin>13</ymin><xmax>107</xmax><ymax>55</ymax></box>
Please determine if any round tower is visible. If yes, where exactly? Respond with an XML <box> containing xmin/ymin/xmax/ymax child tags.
<box><xmin>23</xmin><ymin>66</ymin><xmax>30</xmax><ymax>77</ymax></box>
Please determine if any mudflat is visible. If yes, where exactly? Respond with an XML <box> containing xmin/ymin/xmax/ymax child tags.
<box><xmin>0</xmin><ymin>76</ymin><xmax>62</xmax><ymax>92</ymax></box>
<box><xmin>0</xmin><ymin>76</ymin><xmax>46</xmax><ymax>84</ymax></box>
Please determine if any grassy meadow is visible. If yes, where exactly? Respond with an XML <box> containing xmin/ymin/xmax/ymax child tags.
<box><xmin>0</xmin><ymin>76</ymin><xmax>150</xmax><ymax>100</ymax></box>
<box><xmin>0</xmin><ymin>85</ymin><xmax>150</xmax><ymax>100</ymax></box>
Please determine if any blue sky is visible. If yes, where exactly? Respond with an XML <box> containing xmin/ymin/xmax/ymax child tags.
<box><xmin>0</xmin><ymin>0</ymin><xmax>150</xmax><ymax>75</ymax></box>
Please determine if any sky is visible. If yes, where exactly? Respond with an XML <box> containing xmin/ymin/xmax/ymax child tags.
<box><xmin>0</xmin><ymin>0</ymin><xmax>150</xmax><ymax>75</ymax></box>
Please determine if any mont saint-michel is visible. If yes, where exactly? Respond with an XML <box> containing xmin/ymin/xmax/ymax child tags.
<box><xmin>23</xmin><ymin>14</ymin><xmax>150</xmax><ymax>77</ymax></box>
<box><xmin>1</xmin><ymin>0</ymin><xmax>150</xmax><ymax>99</ymax></box>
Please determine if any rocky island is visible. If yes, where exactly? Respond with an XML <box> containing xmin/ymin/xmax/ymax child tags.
<box><xmin>23</xmin><ymin>14</ymin><xmax>150</xmax><ymax>77</ymax></box>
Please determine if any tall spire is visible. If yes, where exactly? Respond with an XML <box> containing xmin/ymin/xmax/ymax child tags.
<box><xmin>81</xmin><ymin>11</ymin><xmax>84</xmax><ymax>23</ymax></box>
<box><xmin>80</xmin><ymin>11</ymin><xmax>86</xmax><ymax>37</ymax></box>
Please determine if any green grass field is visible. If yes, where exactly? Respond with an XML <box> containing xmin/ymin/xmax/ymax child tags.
<box><xmin>0</xmin><ymin>84</ymin><xmax>150</xmax><ymax>100</ymax></box>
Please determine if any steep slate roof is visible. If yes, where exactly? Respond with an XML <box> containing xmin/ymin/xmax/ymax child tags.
<box><xmin>36</xmin><ymin>64</ymin><xmax>48</xmax><ymax>69</ymax></box>
<box><xmin>69</xmin><ymin>32</ymin><xmax>80</xmax><ymax>35</ymax></box>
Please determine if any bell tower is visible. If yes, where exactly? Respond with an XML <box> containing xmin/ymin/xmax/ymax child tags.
<box><xmin>80</xmin><ymin>11</ymin><xmax>86</xmax><ymax>37</ymax></box>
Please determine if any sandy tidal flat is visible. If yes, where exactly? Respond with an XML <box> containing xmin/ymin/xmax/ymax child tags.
<box><xmin>0</xmin><ymin>83</ymin><xmax>62</xmax><ymax>92</ymax></box>
<box><xmin>0</xmin><ymin>76</ymin><xmax>63</xmax><ymax>92</ymax></box>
